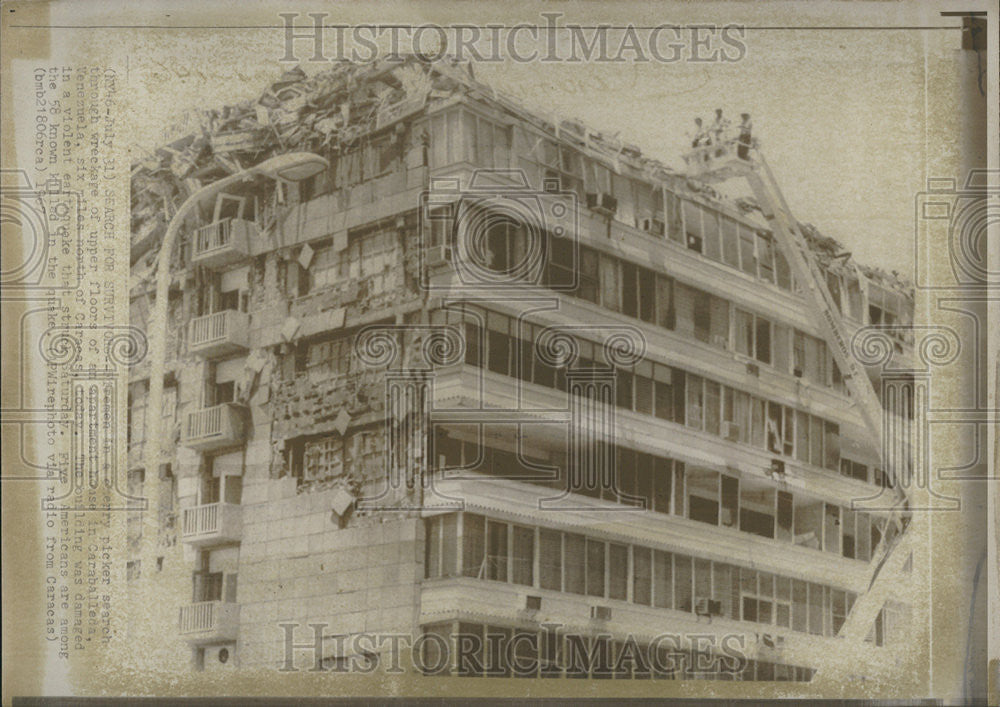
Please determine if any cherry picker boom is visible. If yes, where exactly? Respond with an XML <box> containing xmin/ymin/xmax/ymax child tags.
<box><xmin>683</xmin><ymin>137</ymin><xmax>921</xmax><ymax>682</ymax></box>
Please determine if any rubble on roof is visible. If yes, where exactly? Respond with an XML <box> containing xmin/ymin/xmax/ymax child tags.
<box><xmin>131</xmin><ymin>55</ymin><xmax>913</xmax><ymax>303</ymax></box>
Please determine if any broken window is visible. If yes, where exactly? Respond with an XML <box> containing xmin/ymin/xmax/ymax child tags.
<box><xmin>686</xmin><ymin>467</ymin><xmax>719</xmax><ymax>526</ymax></box>
<box><xmin>428</xmin><ymin>108</ymin><xmax>465</xmax><ymax>168</ymax></box>
<box><xmin>775</xmin><ymin>249</ymin><xmax>792</xmax><ymax>290</ymax></box>
<box><xmin>685</xmin><ymin>374</ymin><xmax>704</xmax><ymax>430</ymax></box>
<box><xmin>738</xmin><ymin>224</ymin><xmax>757</xmax><ymax>277</ymax></box>
<box><xmin>793</xmin><ymin>330</ymin><xmax>806</xmax><ymax>377</ymax></box>
<box><xmin>757</xmin><ymin>233</ymin><xmax>775</xmax><ymax>283</ymax></box>
<box><xmin>776</xmin><ymin>491</ymin><xmax>794</xmax><ymax>542</ymax></box>
<box><xmin>665</xmin><ymin>190</ymin><xmax>684</xmax><ymax>243</ymax></box>
<box><xmin>306</xmin><ymin>336</ymin><xmax>353</xmax><ymax>380</ymax></box>
<box><xmin>303</xmin><ymin>436</ymin><xmax>344</xmax><ymax>481</ymax></box>
<box><xmin>794</xmin><ymin>501</ymin><xmax>823</xmax><ymax>550</ymax></box>
<box><xmin>720</xmin><ymin>475</ymin><xmax>739</xmax><ymax>528</ymax></box>
<box><xmin>683</xmin><ymin>201</ymin><xmax>703</xmax><ymax>253</ymax></box>
<box><xmin>612</xmin><ymin>173</ymin><xmax>637</xmax><ymax>227</ymax></box>
<box><xmin>739</xmin><ymin>485</ymin><xmax>776</xmax><ymax>539</ymax></box>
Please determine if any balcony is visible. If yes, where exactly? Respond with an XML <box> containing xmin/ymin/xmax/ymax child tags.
<box><xmin>180</xmin><ymin>502</ymin><xmax>243</xmax><ymax>546</ymax></box>
<box><xmin>188</xmin><ymin>310</ymin><xmax>250</xmax><ymax>358</ymax></box>
<box><xmin>178</xmin><ymin>601</ymin><xmax>239</xmax><ymax>644</ymax></box>
<box><xmin>181</xmin><ymin>403</ymin><xmax>247</xmax><ymax>452</ymax></box>
<box><xmin>190</xmin><ymin>218</ymin><xmax>253</xmax><ymax>269</ymax></box>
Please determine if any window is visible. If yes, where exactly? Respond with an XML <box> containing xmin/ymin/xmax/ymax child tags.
<box><xmin>755</xmin><ymin>317</ymin><xmax>772</xmax><ymax>364</ymax></box>
<box><xmin>735</xmin><ymin>310</ymin><xmax>754</xmax><ymax>357</ymax></box>
<box><xmin>303</xmin><ymin>436</ymin><xmax>344</xmax><ymax>481</ymax></box>
<box><xmin>564</xmin><ymin>534</ymin><xmax>586</xmax><ymax>595</ymax></box>
<box><xmin>425</xmin><ymin>515</ymin><xmax>458</xmax><ymax>578</ymax></box>
<box><xmin>577</xmin><ymin>247</ymin><xmax>600</xmax><ymax>304</ymax></box>
<box><xmin>739</xmin><ymin>486</ymin><xmax>776</xmax><ymax>539</ymax></box>
<box><xmin>687</xmin><ymin>468</ymin><xmax>719</xmax><ymax>526</ymax></box>
<box><xmin>586</xmin><ymin>539</ymin><xmax>606</xmax><ymax>597</ymax></box>
<box><xmin>512</xmin><ymin>525</ymin><xmax>534</xmax><ymax>586</ymax></box>
<box><xmin>306</xmin><ymin>336</ymin><xmax>353</xmax><ymax>380</ymax></box>
<box><xmin>686</xmin><ymin>375</ymin><xmax>704</xmax><ymax>430</ymax></box>
<box><xmin>757</xmin><ymin>233</ymin><xmax>775</xmax><ymax>283</ymax></box>
<box><xmin>693</xmin><ymin>290</ymin><xmax>711</xmax><ymax>343</ymax></box>
<box><xmin>776</xmin><ymin>491</ymin><xmax>794</xmax><ymax>542</ymax></box>
<box><xmin>546</xmin><ymin>234</ymin><xmax>576</xmax><ymax>289</ymax></box>
<box><xmin>633</xmin><ymin>547</ymin><xmax>652</xmax><ymax>605</ymax></box>
<box><xmin>674</xmin><ymin>554</ymin><xmax>693</xmax><ymax>612</ymax></box>
<box><xmin>720</xmin><ymin>217</ymin><xmax>740</xmax><ymax>267</ymax></box>
<box><xmin>486</xmin><ymin>313</ymin><xmax>512</xmax><ymax>376</ymax></box>
<box><xmin>463</xmin><ymin>514</ymin><xmax>486</xmax><ymax>577</ymax></box>
<box><xmin>486</xmin><ymin>520</ymin><xmax>508</xmax><ymax>581</ymax></box>
<box><xmin>653</xmin><ymin>550</ymin><xmax>673</xmax><ymax>609</ymax></box>
<box><xmin>608</xmin><ymin>544</ymin><xmax>628</xmax><ymax>601</ymax></box>
<box><xmin>824</xmin><ymin>422</ymin><xmax>840</xmax><ymax>471</ymax></box>
<box><xmin>540</xmin><ymin>529</ymin><xmax>562</xmax><ymax>591</ymax></box>
<box><xmin>739</xmin><ymin>226</ymin><xmax>757</xmax><ymax>276</ymax></box>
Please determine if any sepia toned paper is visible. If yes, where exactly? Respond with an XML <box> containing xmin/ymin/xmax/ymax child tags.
<box><xmin>1</xmin><ymin>1</ymin><xmax>996</xmax><ymax>702</ymax></box>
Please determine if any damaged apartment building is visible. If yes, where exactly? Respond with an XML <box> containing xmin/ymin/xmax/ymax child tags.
<box><xmin>125</xmin><ymin>56</ymin><xmax>917</xmax><ymax>682</ymax></box>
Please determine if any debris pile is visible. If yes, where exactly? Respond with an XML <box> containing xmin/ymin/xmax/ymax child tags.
<box><xmin>131</xmin><ymin>54</ymin><xmax>913</xmax><ymax>306</ymax></box>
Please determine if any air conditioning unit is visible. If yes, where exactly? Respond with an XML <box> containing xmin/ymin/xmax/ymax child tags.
<box><xmin>642</xmin><ymin>218</ymin><xmax>665</xmax><ymax>236</ymax></box>
<box><xmin>793</xmin><ymin>366</ymin><xmax>803</xmax><ymax>378</ymax></box>
<box><xmin>203</xmin><ymin>643</ymin><xmax>236</xmax><ymax>669</ymax></box>
<box><xmin>590</xmin><ymin>605</ymin><xmax>612</xmax><ymax>621</ymax></box>
<box><xmin>768</xmin><ymin>459</ymin><xmax>786</xmax><ymax>478</ymax></box>
<box><xmin>721</xmin><ymin>421</ymin><xmax>741</xmax><ymax>442</ymax></box>
<box><xmin>746</xmin><ymin>362</ymin><xmax>760</xmax><ymax>377</ymax></box>
<box><xmin>586</xmin><ymin>192</ymin><xmax>618</xmax><ymax>216</ymax></box>
<box><xmin>695</xmin><ymin>598</ymin><xmax>723</xmax><ymax>617</ymax></box>
<box><xmin>424</xmin><ymin>244</ymin><xmax>452</xmax><ymax>267</ymax></box>
<box><xmin>525</xmin><ymin>595</ymin><xmax>542</xmax><ymax>611</ymax></box>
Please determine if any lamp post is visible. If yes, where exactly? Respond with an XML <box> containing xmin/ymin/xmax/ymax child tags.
<box><xmin>143</xmin><ymin>152</ymin><xmax>327</xmax><ymax>477</ymax></box>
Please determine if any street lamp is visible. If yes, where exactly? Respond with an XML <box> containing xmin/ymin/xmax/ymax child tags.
<box><xmin>143</xmin><ymin>152</ymin><xmax>327</xmax><ymax>477</ymax></box>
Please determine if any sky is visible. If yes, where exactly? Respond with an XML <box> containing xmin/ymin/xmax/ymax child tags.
<box><xmin>117</xmin><ymin>2</ymin><xmax>971</xmax><ymax>279</ymax></box>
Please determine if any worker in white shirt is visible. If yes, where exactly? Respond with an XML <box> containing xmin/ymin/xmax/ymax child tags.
<box><xmin>711</xmin><ymin>108</ymin><xmax>731</xmax><ymax>156</ymax></box>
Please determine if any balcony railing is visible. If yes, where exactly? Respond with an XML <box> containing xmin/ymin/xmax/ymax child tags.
<box><xmin>188</xmin><ymin>310</ymin><xmax>250</xmax><ymax>358</ymax></box>
<box><xmin>178</xmin><ymin>601</ymin><xmax>239</xmax><ymax>644</ymax></box>
<box><xmin>191</xmin><ymin>218</ymin><xmax>252</xmax><ymax>269</ymax></box>
<box><xmin>180</xmin><ymin>502</ymin><xmax>243</xmax><ymax>546</ymax></box>
<box><xmin>181</xmin><ymin>403</ymin><xmax>247</xmax><ymax>452</ymax></box>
